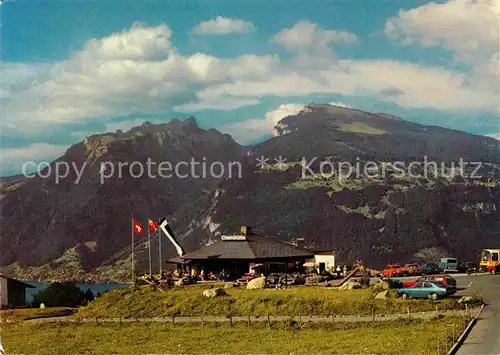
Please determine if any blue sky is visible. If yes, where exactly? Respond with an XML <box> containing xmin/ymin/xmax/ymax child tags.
<box><xmin>1</xmin><ymin>0</ymin><xmax>499</xmax><ymax>176</ymax></box>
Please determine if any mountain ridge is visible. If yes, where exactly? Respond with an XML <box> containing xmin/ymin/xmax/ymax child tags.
<box><xmin>1</xmin><ymin>104</ymin><xmax>498</xmax><ymax>282</ymax></box>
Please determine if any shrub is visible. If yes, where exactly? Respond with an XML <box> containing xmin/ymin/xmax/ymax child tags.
<box><xmin>30</xmin><ymin>282</ymin><xmax>94</xmax><ymax>308</ymax></box>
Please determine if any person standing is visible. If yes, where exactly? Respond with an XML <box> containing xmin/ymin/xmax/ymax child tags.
<box><xmin>343</xmin><ymin>265</ymin><xmax>347</xmax><ymax>277</ymax></box>
<box><xmin>336</xmin><ymin>265</ymin><xmax>342</xmax><ymax>278</ymax></box>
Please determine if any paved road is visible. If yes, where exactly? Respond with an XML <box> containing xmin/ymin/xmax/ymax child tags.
<box><xmin>453</xmin><ymin>274</ymin><xmax>500</xmax><ymax>355</ymax></box>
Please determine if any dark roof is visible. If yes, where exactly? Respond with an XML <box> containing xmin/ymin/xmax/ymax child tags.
<box><xmin>180</xmin><ymin>234</ymin><xmax>314</xmax><ymax>261</ymax></box>
<box><xmin>305</xmin><ymin>247</ymin><xmax>336</xmax><ymax>254</ymax></box>
<box><xmin>166</xmin><ymin>256</ymin><xmax>185</xmax><ymax>264</ymax></box>
<box><xmin>0</xmin><ymin>274</ymin><xmax>36</xmax><ymax>288</ymax></box>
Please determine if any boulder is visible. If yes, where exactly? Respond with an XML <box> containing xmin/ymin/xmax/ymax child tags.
<box><xmin>247</xmin><ymin>276</ymin><xmax>266</xmax><ymax>290</ymax></box>
<box><xmin>374</xmin><ymin>290</ymin><xmax>388</xmax><ymax>300</ymax></box>
<box><xmin>203</xmin><ymin>288</ymin><xmax>227</xmax><ymax>298</ymax></box>
<box><xmin>339</xmin><ymin>281</ymin><xmax>362</xmax><ymax>290</ymax></box>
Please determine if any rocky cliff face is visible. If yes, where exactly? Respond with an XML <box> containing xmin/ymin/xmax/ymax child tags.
<box><xmin>1</xmin><ymin>105</ymin><xmax>499</xmax><ymax>281</ymax></box>
<box><xmin>0</xmin><ymin>118</ymin><xmax>243</xmax><ymax>276</ymax></box>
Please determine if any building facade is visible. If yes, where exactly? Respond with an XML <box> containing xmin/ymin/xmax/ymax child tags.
<box><xmin>0</xmin><ymin>275</ymin><xmax>35</xmax><ymax>308</ymax></box>
<box><xmin>175</xmin><ymin>226</ymin><xmax>314</xmax><ymax>277</ymax></box>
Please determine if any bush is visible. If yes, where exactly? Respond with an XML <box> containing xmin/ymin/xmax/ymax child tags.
<box><xmin>30</xmin><ymin>282</ymin><xmax>94</xmax><ymax>308</ymax></box>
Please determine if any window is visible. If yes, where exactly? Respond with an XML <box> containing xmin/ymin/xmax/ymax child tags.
<box><xmin>424</xmin><ymin>283</ymin><xmax>433</xmax><ymax>288</ymax></box>
<box><xmin>415</xmin><ymin>282</ymin><xmax>423</xmax><ymax>288</ymax></box>
<box><xmin>492</xmin><ymin>253</ymin><xmax>499</xmax><ymax>262</ymax></box>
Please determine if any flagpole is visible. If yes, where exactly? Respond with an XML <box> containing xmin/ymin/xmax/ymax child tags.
<box><xmin>158</xmin><ymin>224</ymin><xmax>162</xmax><ymax>276</ymax></box>
<box><xmin>148</xmin><ymin>222</ymin><xmax>152</xmax><ymax>277</ymax></box>
<box><xmin>131</xmin><ymin>214</ymin><xmax>135</xmax><ymax>283</ymax></box>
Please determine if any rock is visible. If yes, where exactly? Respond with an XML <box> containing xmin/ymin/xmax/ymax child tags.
<box><xmin>347</xmin><ymin>281</ymin><xmax>362</xmax><ymax>290</ymax></box>
<box><xmin>373</xmin><ymin>280</ymin><xmax>390</xmax><ymax>291</ymax></box>
<box><xmin>203</xmin><ymin>288</ymin><xmax>227</xmax><ymax>298</ymax></box>
<box><xmin>339</xmin><ymin>281</ymin><xmax>362</xmax><ymax>290</ymax></box>
<box><xmin>247</xmin><ymin>276</ymin><xmax>266</xmax><ymax>290</ymax></box>
<box><xmin>458</xmin><ymin>296</ymin><xmax>473</xmax><ymax>303</ymax></box>
<box><xmin>374</xmin><ymin>290</ymin><xmax>388</xmax><ymax>299</ymax></box>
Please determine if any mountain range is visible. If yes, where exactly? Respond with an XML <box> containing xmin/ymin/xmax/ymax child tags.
<box><xmin>1</xmin><ymin>104</ymin><xmax>499</xmax><ymax>282</ymax></box>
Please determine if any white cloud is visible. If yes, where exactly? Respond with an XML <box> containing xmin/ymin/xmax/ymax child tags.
<box><xmin>264</xmin><ymin>103</ymin><xmax>305</xmax><ymax>125</ymax></box>
<box><xmin>219</xmin><ymin>103</ymin><xmax>305</xmax><ymax>144</ymax></box>
<box><xmin>197</xmin><ymin>58</ymin><xmax>498</xmax><ymax>111</ymax></box>
<box><xmin>218</xmin><ymin>119</ymin><xmax>271</xmax><ymax>144</ymax></box>
<box><xmin>273</xmin><ymin>20</ymin><xmax>358</xmax><ymax>54</ymax></box>
<box><xmin>173</xmin><ymin>98</ymin><xmax>260</xmax><ymax>112</ymax></box>
<box><xmin>0</xmin><ymin>143</ymin><xmax>68</xmax><ymax>175</ymax></box>
<box><xmin>191</xmin><ymin>16</ymin><xmax>255</xmax><ymax>35</ymax></box>
<box><xmin>487</xmin><ymin>133</ymin><xmax>500</xmax><ymax>141</ymax></box>
<box><xmin>329</xmin><ymin>102</ymin><xmax>352</xmax><ymax>108</ymax></box>
<box><xmin>385</xmin><ymin>0</ymin><xmax>500</xmax><ymax>92</ymax></box>
<box><xmin>1</xmin><ymin>17</ymin><xmax>498</xmax><ymax>141</ymax></box>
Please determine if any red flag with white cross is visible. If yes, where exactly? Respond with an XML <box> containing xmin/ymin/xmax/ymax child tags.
<box><xmin>133</xmin><ymin>219</ymin><xmax>144</xmax><ymax>235</ymax></box>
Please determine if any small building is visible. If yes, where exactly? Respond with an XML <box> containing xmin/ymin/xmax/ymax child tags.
<box><xmin>295</xmin><ymin>238</ymin><xmax>337</xmax><ymax>273</ymax></box>
<box><xmin>175</xmin><ymin>226</ymin><xmax>314</xmax><ymax>277</ymax></box>
<box><xmin>0</xmin><ymin>274</ymin><xmax>35</xmax><ymax>308</ymax></box>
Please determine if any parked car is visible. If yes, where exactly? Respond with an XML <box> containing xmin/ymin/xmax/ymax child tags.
<box><xmin>439</xmin><ymin>257</ymin><xmax>459</xmax><ymax>272</ymax></box>
<box><xmin>403</xmin><ymin>263</ymin><xmax>421</xmax><ymax>276</ymax></box>
<box><xmin>398</xmin><ymin>281</ymin><xmax>454</xmax><ymax>300</ymax></box>
<box><xmin>382</xmin><ymin>264</ymin><xmax>405</xmax><ymax>277</ymax></box>
<box><xmin>420</xmin><ymin>263</ymin><xmax>441</xmax><ymax>275</ymax></box>
<box><xmin>402</xmin><ymin>274</ymin><xmax>457</xmax><ymax>288</ymax></box>
<box><xmin>237</xmin><ymin>273</ymin><xmax>257</xmax><ymax>284</ymax></box>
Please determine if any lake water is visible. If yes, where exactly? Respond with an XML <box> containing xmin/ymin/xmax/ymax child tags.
<box><xmin>23</xmin><ymin>281</ymin><xmax>130</xmax><ymax>303</ymax></box>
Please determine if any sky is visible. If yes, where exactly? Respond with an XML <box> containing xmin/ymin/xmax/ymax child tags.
<box><xmin>0</xmin><ymin>0</ymin><xmax>499</xmax><ymax>176</ymax></box>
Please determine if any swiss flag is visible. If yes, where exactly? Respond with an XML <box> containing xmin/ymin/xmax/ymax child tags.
<box><xmin>148</xmin><ymin>219</ymin><xmax>158</xmax><ymax>232</ymax></box>
<box><xmin>133</xmin><ymin>219</ymin><xmax>144</xmax><ymax>235</ymax></box>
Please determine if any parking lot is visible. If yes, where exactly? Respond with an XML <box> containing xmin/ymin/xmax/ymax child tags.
<box><xmin>392</xmin><ymin>273</ymin><xmax>500</xmax><ymax>354</ymax></box>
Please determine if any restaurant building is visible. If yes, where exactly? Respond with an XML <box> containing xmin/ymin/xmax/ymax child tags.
<box><xmin>175</xmin><ymin>226</ymin><xmax>315</xmax><ymax>276</ymax></box>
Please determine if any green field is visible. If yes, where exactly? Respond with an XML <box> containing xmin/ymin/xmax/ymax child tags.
<box><xmin>2</xmin><ymin>317</ymin><xmax>465</xmax><ymax>355</ymax></box>
<box><xmin>75</xmin><ymin>284</ymin><xmax>466</xmax><ymax>319</ymax></box>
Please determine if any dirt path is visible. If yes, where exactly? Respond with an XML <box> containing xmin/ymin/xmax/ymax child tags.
<box><xmin>23</xmin><ymin>308</ymin><xmax>476</xmax><ymax>325</ymax></box>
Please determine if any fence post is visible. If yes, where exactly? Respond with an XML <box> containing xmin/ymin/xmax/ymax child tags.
<box><xmin>229</xmin><ymin>315</ymin><xmax>233</xmax><ymax>327</ymax></box>
<box><xmin>407</xmin><ymin>306</ymin><xmax>410</xmax><ymax>318</ymax></box>
<box><xmin>95</xmin><ymin>317</ymin><xmax>98</xmax><ymax>325</ymax></box>
<box><xmin>248</xmin><ymin>314</ymin><xmax>250</xmax><ymax>326</ymax></box>
<box><xmin>267</xmin><ymin>314</ymin><xmax>271</xmax><ymax>328</ymax></box>
<box><xmin>201</xmin><ymin>314</ymin><xmax>204</xmax><ymax>327</ymax></box>
<box><xmin>172</xmin><ymin>315</ymin><xmax>175</xmax><ymax>325</ymax></box>
<box><xmin>372</xmin><ymin>307</ymin><xmax>375</xmax><ymax>321</ymax></box>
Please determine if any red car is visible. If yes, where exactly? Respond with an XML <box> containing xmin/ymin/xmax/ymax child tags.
<box><xmin>382</xmin><ymin>264</ymin><xmax>405</xmax><ymax>277</ymax></box>
<box><xmin>403</xmin><ymin>274</ymin><xmax>457</xmax><ymax>288</ymax></box>
<box><xmin>237</xmin><ymin>273</ymin><xmax>257</xmax><ymax>284</ymax></box>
